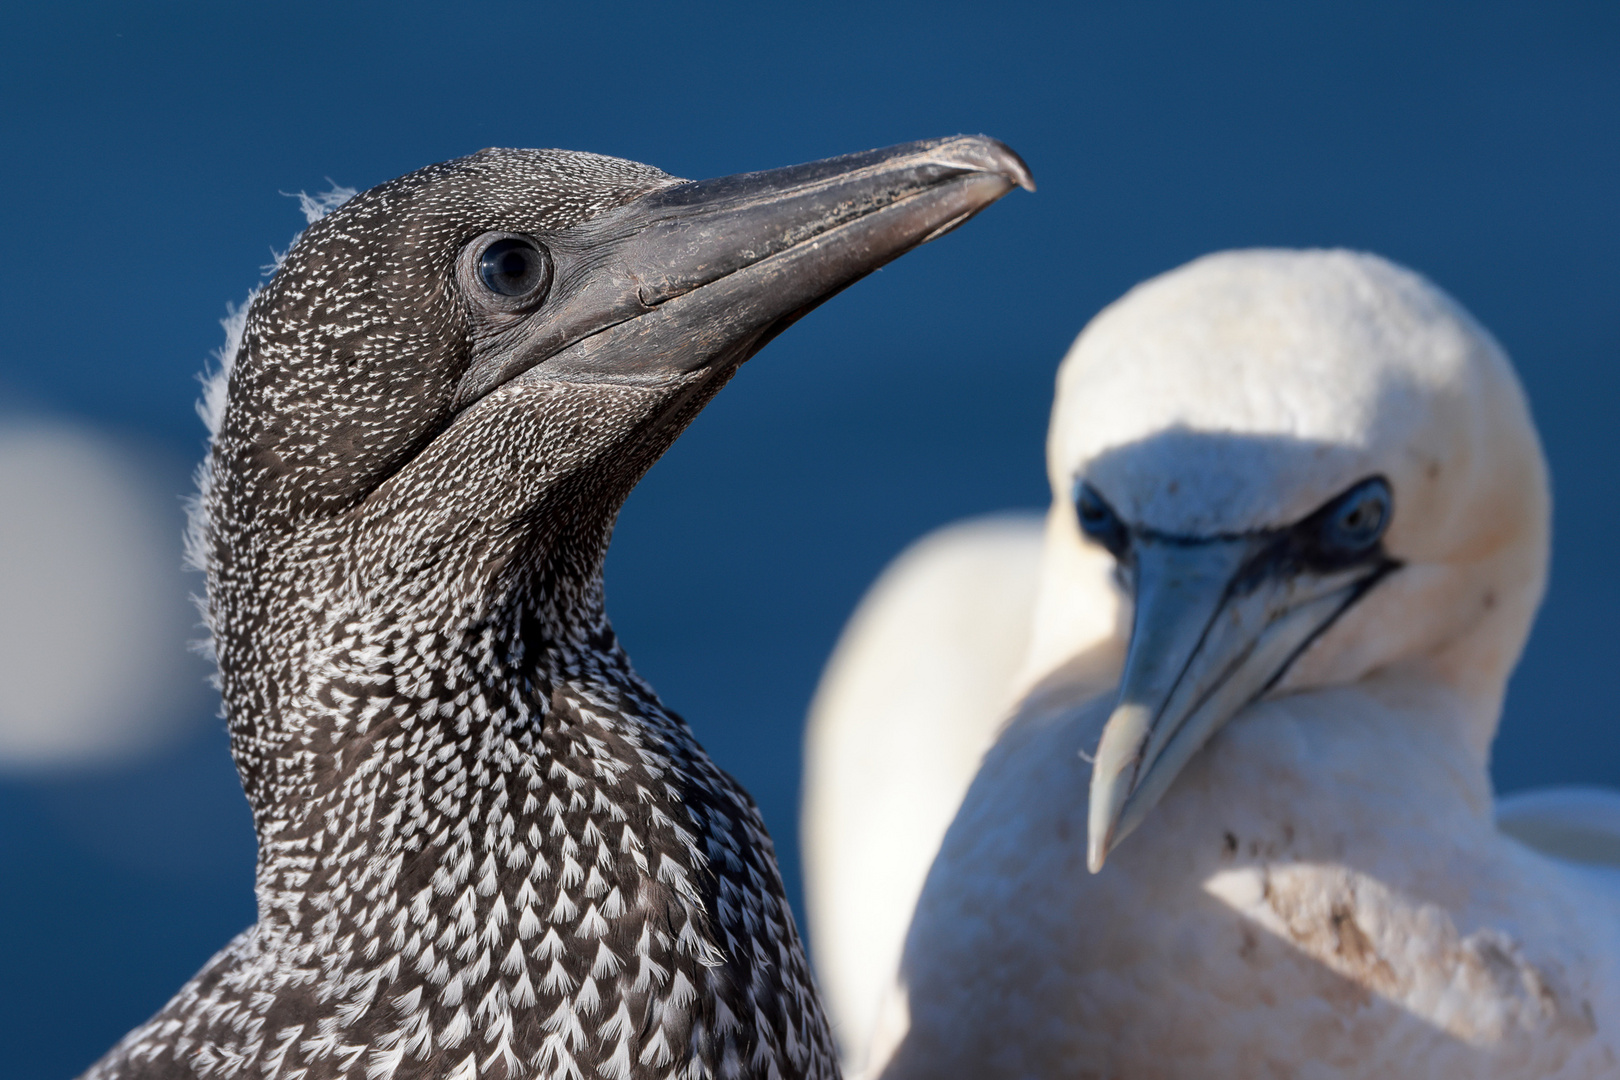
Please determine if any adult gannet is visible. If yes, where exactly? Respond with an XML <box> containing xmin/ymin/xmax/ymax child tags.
<box><xmin>805</xmin><ymin>249</ymin><xmax>1620</xmax><ymax>1078</ymax></box>
<box><xmin>82</xmin><ymin>137</ymin><xmax>1031</xmax><ymax>1080</ymax></box>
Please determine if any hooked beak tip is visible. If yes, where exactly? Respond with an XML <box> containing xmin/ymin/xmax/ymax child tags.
<box><xmin>1086</xmin><ymin>833</ymin><xmax>1109</xmax><ymax>874</ymax></box>
<box><xmin>1085</xmin><ymin>701</ymin><xmax>1153</xmax><ymax>874</ymax></box>
<box><xmin>929</xmin><ymin>136</ymin><xmax>1036</xmax><ymax>193</ymax></box>
<box><xmin>1085</xmin><ymin>756</ymin><xmax>1126</xmax><ymax>874</ymax></box>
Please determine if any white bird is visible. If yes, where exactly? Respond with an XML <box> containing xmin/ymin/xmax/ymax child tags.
<box><xmin>803</xmin><ymin>249</ymin><xmax>1620</xmax><ymax>1078</ymax></box>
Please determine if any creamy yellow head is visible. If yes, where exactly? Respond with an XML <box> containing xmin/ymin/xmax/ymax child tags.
<box><xmin>1025</xmin><ymin>250</ymin><xmax>1549</xmax><ymax>868</ymax></box>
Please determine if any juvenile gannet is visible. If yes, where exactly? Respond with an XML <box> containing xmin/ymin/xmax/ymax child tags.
<box><xmin>806</xmin><ymin>250</ymin><xmax>1620</xmax><ymax>1078</ymax></box>
<box><xmin>82</xmin><ymin>137</ymin><xmax>1030</xmax><ymax>1080</ymax></box>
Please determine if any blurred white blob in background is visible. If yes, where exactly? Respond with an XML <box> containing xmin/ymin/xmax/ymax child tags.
<box><xmin>0</xmin><ymin>416</ymin><xmax>208</xmax><ymax>769</ymax></box>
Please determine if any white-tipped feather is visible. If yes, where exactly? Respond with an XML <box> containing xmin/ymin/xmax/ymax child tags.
<box><xmin>194</xmin><ymin>294</ymin><xmax>253</xmax><ymax>442</ymax></box>
<box><xmin>292</xmin><ymin>183</ymin><xmax>358</xmax><ymax>225</ymax></box>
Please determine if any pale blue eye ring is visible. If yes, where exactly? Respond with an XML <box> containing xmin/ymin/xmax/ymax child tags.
<box><xmin>1319</xmin><ymin>477</ymin><xmax>1392</xmax><ymax>554</ymax></box>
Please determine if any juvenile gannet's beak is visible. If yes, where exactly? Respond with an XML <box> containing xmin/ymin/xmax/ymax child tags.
<box><xmin>1085</xmin><ymin>535</ymin><xmax>1394</xmax><ymax>872</ymax></box>
<box><xmin>453</xmin><ymin>136</ymin><xmax>1033</xmax><ymax>406</ymax></box>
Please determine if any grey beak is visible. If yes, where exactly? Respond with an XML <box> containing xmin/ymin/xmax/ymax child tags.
<box><xmin>455</xmin><ymin>135</ymin><xmax>1033</xmax><ymax>404</ymax></box>
<box><xmin>1087</xmin><ymin>535</ymin><xmax>1394</xmax><ymax>871</ymax></box>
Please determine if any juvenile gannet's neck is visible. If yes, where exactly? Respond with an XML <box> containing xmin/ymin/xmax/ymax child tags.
<box><xmin>239</xmin><ymin>594</ymin><xmax>671</xmax><ymax>931</ymax></box>
<box><xmin>184</xmin><ymin>459</ymin><xmax>835</xmax><ymax>1079</ymax></box>
<box><xmin>226</xmin><ymin>568</ymin><xmax>634</xmax><ymax>822</ymax></box>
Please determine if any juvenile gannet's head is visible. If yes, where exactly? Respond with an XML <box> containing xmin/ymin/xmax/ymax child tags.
<box><xmin>1031</xmin><ymin>250</ymin><xmax>1549</xmax><ymax>871</ymax></box>
<box><xmin>195</xmin><ymin>139</ymin><xmax>1029</xmax><ymax>818</ymax></box>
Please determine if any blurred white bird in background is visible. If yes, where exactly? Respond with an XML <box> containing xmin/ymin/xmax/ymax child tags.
<box><xmin>804</xmin><ymin>249</ymin><xmax>1620</xmax><ymax>1078</ymax></box>
<box><xmin>0</xmin><ymin>416</ymin><xmax>204</xmax><ymax>770</ymax></box>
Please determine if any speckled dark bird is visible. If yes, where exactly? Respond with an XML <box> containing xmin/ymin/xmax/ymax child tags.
<box><xmin>82</xmin><ymin>138</ymin><xmax>1030</xmax><ymax>1080</ymax></box>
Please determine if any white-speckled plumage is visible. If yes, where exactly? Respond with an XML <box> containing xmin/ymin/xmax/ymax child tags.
<box><xmin>87</xmin><ymin>134</ymin><xmax>1031</xmax><ymax>1080</ymax></box>
<box><xmin>807</xmin><ymin>250</ymin><xmax>1620</xmax><ymax>1078</ymax></box>
<box><xmin>90</xmin><ymin>149</ymin><xmax>833</xmax><ymax>1080</ymax></box>
<box><xmin>88</xmin><ymin>148</ymin><xmax>840</xmax><ymax>1080</ymax></box>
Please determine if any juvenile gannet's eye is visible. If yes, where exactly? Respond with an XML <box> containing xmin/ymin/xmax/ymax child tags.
<box><xmin>1076</xmin><ymin>482</ymin><xmax>1130</xmax><ymax>558</ymax></box>
<box><xmin>475</xmin><ymin>236</ymin><xmax>553</xmax><ymax>300</ymax></box>
<box><xmin>1315</xmin><ymin>476</ymin><xmax>1393</xmax><ymax>556</ymax></box>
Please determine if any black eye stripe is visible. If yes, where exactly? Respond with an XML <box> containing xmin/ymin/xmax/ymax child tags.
<box><xmin>1074</xmin><ymin>481</ymin><xmax>1131</xmax><ymax>559</ymax></box>
<box><xmin>1071</xmin><ymin>474</ymin><xmax>1393</xmax><ymax>579</ymax></box>
<box><xmin>1229</xmin><ymin>475</ymin><xmax>1395</xmax><ymax>582</ymax></box>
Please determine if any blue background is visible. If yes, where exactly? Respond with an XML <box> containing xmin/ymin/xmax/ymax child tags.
<box><xmin>2</xmin><ymin>3</ymin><xmax>1617</xmax><ymax>1074</ymax></box>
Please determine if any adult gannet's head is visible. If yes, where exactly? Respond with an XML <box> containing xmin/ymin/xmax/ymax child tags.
<box><xmin>1030</xmin><ymin>250</ymin><xmax>1549</xmax><ymax>872</ymax></box>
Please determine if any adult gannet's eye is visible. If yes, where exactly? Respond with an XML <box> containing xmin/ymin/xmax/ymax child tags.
<box><xmin>1316</xmin><ymin>477</ymin><xmax>1393</xmax><ymax>556</ymax></box>
<box><xmin>1076</xmin><ymin>482</ymin><xmax>1130</xmax><ymax>558</ymax></box>
<box><xmin>476</xmin><ymin>236</ymin><xmax>552</xmax><ymax>300</ymax></box>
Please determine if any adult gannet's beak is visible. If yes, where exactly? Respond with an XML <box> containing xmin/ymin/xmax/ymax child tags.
<box><xmin>1085</xmin><ymin>534</ymin><xmax>1394</xmax><ymax>872</ymax></box>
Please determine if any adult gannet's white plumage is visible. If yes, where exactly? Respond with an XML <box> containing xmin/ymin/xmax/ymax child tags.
<box><xmin>803</xmin><ymin>249</ymin><xmax>1620</xmax><ymax>1078</ymax></box>
<box><xmin>803</xmin><ymin>514</ymin><xmax>1046</xmax><ymax>1065</ymax></box>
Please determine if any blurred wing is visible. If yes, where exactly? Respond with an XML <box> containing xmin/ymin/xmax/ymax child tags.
<box><xmin>1496</xmin><ymin>786</ymin><xmax>1620</xmax><ymax>868</ymax></box>
<box><xmin>801</xmin><ymin>513</ymin><xmax>1045</xmax><ymax>1070</ymax></box>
